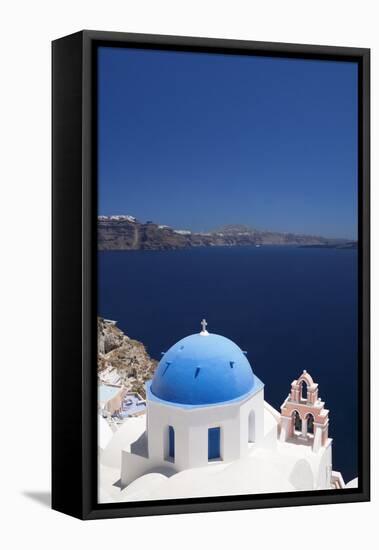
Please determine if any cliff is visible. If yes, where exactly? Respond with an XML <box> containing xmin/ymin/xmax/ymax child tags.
<box><xmin>98</xmin><ymin>317</ymin><xmax>157</xmax><ymax>397</ymax></box>
<box><xmin>98</xmin><ymin>216</ymin><xmax>349</xmax><ymax>251</ymax></box>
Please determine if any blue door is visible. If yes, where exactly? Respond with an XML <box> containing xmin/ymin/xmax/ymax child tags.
<box><xmin>168</xmin><ymin>426</ymin><xmax>175</xmax><ymax>459</ymax></box>
<box><xmin>208</xmin><ymin>427</ymin><xmax>221</xmax><ymax>460</ymax></box>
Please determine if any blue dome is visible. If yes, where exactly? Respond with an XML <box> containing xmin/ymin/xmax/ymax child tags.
<box><xmin>150</xmin><ymin>332</ymin><xmax>256</xmax><ymax>405</ymax></box>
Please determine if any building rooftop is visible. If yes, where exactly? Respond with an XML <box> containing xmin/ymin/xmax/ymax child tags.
<box><xmin>98</xmin><ymin>384</ymin><xmax>121</xmax><ymax>404</ymax></box>
<box><xmin>120</xmin><ymin>394</ymin><xmax>146</xmax><ymax>417</ymax></box>
<box><xmin>150</xmin><ymin>329</ymin><xmax>261</xmax><ymax>406</ymax></box>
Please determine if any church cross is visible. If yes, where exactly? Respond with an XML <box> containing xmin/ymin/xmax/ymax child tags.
<box><xmin>201</xmin><ymin>319</ymin><xmax>208</xmax><ymax>332</ymax></box>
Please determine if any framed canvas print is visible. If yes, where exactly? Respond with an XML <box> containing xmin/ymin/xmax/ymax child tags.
<box><xmin>52</xmin><ymin>30</ymin><xmax>370</xmax><ymax>520</ymax></box>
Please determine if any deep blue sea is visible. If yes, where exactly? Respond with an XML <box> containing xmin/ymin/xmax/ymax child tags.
<box><xmin>98</xmin><ymin>246</ymin><xmax>358</xmax><ymax>482</ymax></box>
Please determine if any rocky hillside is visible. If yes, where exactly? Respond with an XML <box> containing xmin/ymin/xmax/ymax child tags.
<box><xmin>98</xmin><ymin>317</ymin><xmax>157</xmax><ymax>397</ymax></box>
<box><xmin>98</xmin><ymin>216</ymin><xmax>349</xmax><ymax>251</ymax></box>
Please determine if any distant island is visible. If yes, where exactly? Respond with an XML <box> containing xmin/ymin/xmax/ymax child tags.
<box><xmin>98</xmin><ymin>215</ymin><xmax>355</xmax><ymax>251</ymax></box>
<box><xmin>300</xmin><ymin>242</ymin><xmax>357</xmax><ymax>249</ymax></box>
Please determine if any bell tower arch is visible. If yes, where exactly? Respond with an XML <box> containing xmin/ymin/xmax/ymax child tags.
<box><xmin>279</xmin><ymin>370</ymin><xmax>329</xmax><ymax>452</ymax></box>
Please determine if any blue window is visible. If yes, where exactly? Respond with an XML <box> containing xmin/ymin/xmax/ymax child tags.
<box><xmin>168</xmin><ymin>426</ymin><xmax>175</xmax><ymax>459</ymax></box>
<box><xmin>208</xmin><ymin>427</ymin><xmax>221</xmax><ymax>460</ymax></box>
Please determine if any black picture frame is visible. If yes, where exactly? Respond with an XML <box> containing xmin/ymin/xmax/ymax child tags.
<box><xmin>52</xmin><ymin>30</ymin><xmax>370</xmax><ymax>520</ymax></box>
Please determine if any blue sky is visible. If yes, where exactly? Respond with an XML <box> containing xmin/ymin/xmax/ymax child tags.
<box><xmin>98</xmin><ymin>47</ymin><xmax>358</xmax><ymax>239</ymax></box>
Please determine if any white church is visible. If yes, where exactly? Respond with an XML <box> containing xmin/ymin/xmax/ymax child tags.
<box><xmin>99</xmin><ymin>320</ymin><xmax>354</xmax><ymax>503</ymax></box>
